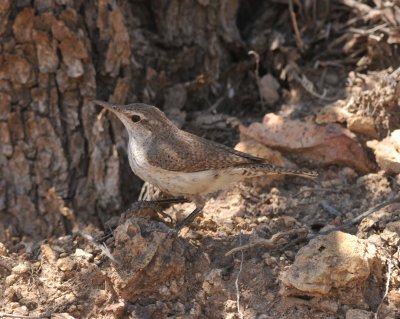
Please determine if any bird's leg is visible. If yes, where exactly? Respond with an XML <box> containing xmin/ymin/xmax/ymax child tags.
<box><xmin>137</xmin><ymin>197</ymin><xmax>189</xmax><ymax>223</ymax></box>
<box><xmin>175</xmin><ymin>202</ymin><xmax>205</xmax><ymax>231</ymax></box>
<box><xmin>149</xmin><ymin>197</ymin><xmax>189</xmax><ymax>205</ymax></box>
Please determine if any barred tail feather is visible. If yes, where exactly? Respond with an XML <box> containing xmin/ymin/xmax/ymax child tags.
<box><xmin>260</xmin><ymin>164</ymin><xmax>318</xmax><ymax>179</ymax></box>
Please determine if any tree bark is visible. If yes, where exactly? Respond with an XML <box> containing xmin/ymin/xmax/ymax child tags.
<box><xmin>0</xmin><ymin>0</ymin><xmax>243</xmax><ymax>240</ymax></box>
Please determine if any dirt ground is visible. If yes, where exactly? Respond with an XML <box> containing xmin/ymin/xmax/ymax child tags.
<box><xmin>1</xmin><ymin>166</ymin><xmax>400</xmax><ymax>318</ymax></box>
<box><xmin>1</xmin><ymin>1</ymin><xmax>400</xmax><ymax>319</ymax></box>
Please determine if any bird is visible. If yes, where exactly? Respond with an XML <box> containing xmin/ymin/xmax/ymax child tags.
<box><xmin>94</xmin><ymin>100</ymin><xmax>318</xmax><ymax>230</ymax></box>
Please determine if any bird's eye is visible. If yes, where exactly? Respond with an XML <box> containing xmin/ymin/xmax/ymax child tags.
<box><xmin>131</xmin><ymin>115</ymin><xmax>141</xmax><ymax>123</ymax></box>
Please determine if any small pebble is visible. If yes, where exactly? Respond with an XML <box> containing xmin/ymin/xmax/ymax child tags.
<box><xmin>0</xmin><ymin>242</ymin><xmax>8</xmax><ymax>256</ymax></box>
<box><xmin>13</xmin><ymin>306</ymin><xmax>28</xmax><ymax>316</ymax></box>
<box><xmin>12</xmin><ymin>263</ymin><xmax>30</xmax><ymax>275</ymax></box>
<box><xmin>56</xmin><ymin>257</ymin><xmax>75</xmax><ymax>271</ymax></box>
<box><xmin>5</xmin><ymin>274</ymin><xmax>18</xmax><ymax>286</ymax></box>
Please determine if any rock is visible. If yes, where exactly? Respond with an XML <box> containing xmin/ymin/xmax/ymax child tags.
<box><xmin>5</xmin><ymin>274</ymin><xmax>18</xmax><ymax>286</ymax></box>
<box><xmin>281</xmin><ymin>231</ymin><xmax>377</xmax><ymax>303</ymax></box>
<box><xmin>56</xmin><ymin>257</ymin><xmax>75</xmax><ymax>271</ymax></box>
<box><xmin>392</xmin><ymin>130</ymin><xmax>400</xmax><ymax>150</ymax></box>
<box><xmin>224</xmin><ymin>299</ymin><xmax>237</xmax><ymax>312</ymax></box>
<box><xmin>345</xmin><ymin>309</ymin><xmax>374</xmax><ymax>319</ymax></box>
<box><xmin>388</xmin><ymin>289</ymin><xmax>400</xmax><ymax>307</ymax></box>
<box><xmin>358</xmin><ymin>203</ymin><xmax>400</xmax><ymax>237</ymax></box>
<box><xmin>41</xmin><ymin>243</ymin><xmax>57</xmax><ymax>264</ymax></box>
<box><xmin>74</xmin><ymin>248</ymin><xmax>93</xmax><ymax>260</ymax></box>
<box><xmin>12</xmin><ymin>263</ymin><xmax>30</xmax><ymax>275</ymax></box>
<box><xmin>12</xmin><ymin>305</ymin><xmax>29</xmax><ymax>316</ymax></box>
<box><xmin>312</xmin><ymin>299</ymin><xmax>339</xmax><ymax>313</ymax></box>
<box><xmin>347</xmin><ymin>115</ymin><xmax>378</xmax><ymax>138</ymax></box>
<box><xmin>259</xmin><ymin>73</ymin><xmax>280</xmax><ymax>105</ymax></box>
<box><xmin>386</xmin><ymin>221</ymin><xmax>400</xmax><ymax>235</ymax></box>
<box><xmin>380</xmin><ymin>227</ymin><xmax>400</xmax><ymax>246</ymax></box>
<box><xmin>202</xmin><ymin>269</ymin><xmax>224</xmax><ymax>294</ymax></box>
<box><xmin>367</xmin><ymin>129</ymin><xmax>400</xmax><ymax>174</ymax></box>
<box><xmin>108</xmin><ymin>217</ymin><xmax>185</xmax><ymax>301</ymax></box>
<box><xmin>316</xmin><ymin>103</ymin><xmax>350</xmax><ymax>124</ymax></box>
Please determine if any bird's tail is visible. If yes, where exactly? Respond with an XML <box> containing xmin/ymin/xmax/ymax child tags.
<box><xmin>256</xmin><ymin>163</ymin><xmax>318</xmax><ymax>179</ymax></box>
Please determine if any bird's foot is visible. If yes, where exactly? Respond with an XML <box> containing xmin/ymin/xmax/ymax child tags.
<box><xmin>137</xmin><ymin>198</ymin><xmax>188</xmax><ymax>224</ymax></box>
<box><xmin>175</xmin><ymin>206</ymin><xmax>204</xmax><ymax>231</ymax></box>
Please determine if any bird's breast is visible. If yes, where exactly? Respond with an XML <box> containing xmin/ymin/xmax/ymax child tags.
<box><xmin>126</xmin><ymin>140</ymin><xmax>263</xmax><ymax>196</ymax></box>
<box><xmin>127</xmin><ymin>140</ymin><xmax>151</xmax><ymax>177</ymax></box>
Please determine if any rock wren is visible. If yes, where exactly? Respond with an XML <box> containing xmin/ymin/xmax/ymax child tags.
<box><xmin>94</xmin><ymin>100</ymin><xmax>318</xmax><ymax>230</ymax></box>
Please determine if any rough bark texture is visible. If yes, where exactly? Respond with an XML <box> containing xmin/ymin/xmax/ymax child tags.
<box><xmin>0</xmin><ymin>0</ymin><xmax>244</xmax><ymax>240</ymax></box>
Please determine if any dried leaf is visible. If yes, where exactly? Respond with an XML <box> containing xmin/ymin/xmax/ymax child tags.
<box><xmin>240</xmin><ymin>113</ymin><xmax>375</xmax><ymax>173</ymax></box>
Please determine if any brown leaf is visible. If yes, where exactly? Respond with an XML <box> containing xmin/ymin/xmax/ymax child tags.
<box><xmin>240</xmin><ymin>113</ymin><xmax>375</xmax><ymax>173</ymax></box>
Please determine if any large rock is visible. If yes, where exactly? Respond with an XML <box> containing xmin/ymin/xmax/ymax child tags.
<box><xmin>108</xmin><ymin>217</ymin><xmax>185</xmax><ymax>301</ymax></box>
<box><xmin>281</xmin><ymin>231</ymin><xmax>379</xmax><ymax>304</ymax></box>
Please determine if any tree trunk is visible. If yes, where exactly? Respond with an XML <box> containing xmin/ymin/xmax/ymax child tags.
<box><xmin>0</xmin><ymin>0</ymin><xmax>244</xmax><ymax>240</ymax></box>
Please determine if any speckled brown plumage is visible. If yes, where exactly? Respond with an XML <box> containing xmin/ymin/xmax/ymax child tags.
<box><xmin>146</xmin><ymin>129</ymin><xmax>317</xmax><ymax>177</ymax></box>
<box><xmin>94</xmin><ymin>100</ymin><xmax>318</xmax><ymax>230</ymax></box>
<box><xmin>147</xmin><ymin>129</ymin><xmax>263</xmax><ymax>171</ymax></box>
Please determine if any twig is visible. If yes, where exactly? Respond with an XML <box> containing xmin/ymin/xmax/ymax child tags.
<box><xmin>226</xmin><ymin>228</ymin><xmax>308</xmax><ymax>256</ymax></box>
<box><xmin>234</xmin><ymin>232</ymin><xmax>244</xmax><ymax>319</ymax></box>
<box><xmin>374</xmin><ymin>260</ymin><xmax>392</xmax><ymax>319</ymax></box>
<box><xmin>288</xmin><ymin>0</ymin><xmax>305</xmax><ymax>52</ymax></box>
<box><xmin>0</xmin><ymin>313</ymin><xmax>48</xmax><ymax>319</ymax></box>
<box><xmin>320</xmin><ymin>200</ymin><xmax>343</xmax><ymax>216</ymax></box>
<box><xmin>349</xmin><ymin>23</ymin><xmax>387</xmax><ymax>35</ymax></box>
<box><xmin>309</xmin><ymin>195</ymin><xmax>400</xmax><ymax>240</ymax></box>
<box><xmin>291</xmin><ymin>69</ymin><xmax>336</xmax><ymax>101</ymax></box>
<box><xmin>248</xmin><ymin>50</ymin><xmax>265</xmax><ymax>109</ymax></box>
<box><xmin>100</xmin><ymin>243</ymin><xmax>120</xmax><ymax>265</ymax></box>
<box><xmin>335</xmin><ymin>0</ymin><xmax>372</xmax><ymax>14</ymax></box>
<box><xmin>208</xmin><ymin>96</ymin><xmax>224</xmax><ymax>113</ymax></box>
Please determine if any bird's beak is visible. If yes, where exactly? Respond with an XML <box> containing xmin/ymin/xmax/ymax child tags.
<box><xmin>93</xmin><ymin>100</ymin><xmax>123</xmax><ymax>113</ymax></box>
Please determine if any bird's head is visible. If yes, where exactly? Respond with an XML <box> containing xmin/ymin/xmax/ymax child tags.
<box><xmin>94</xmin><ymin>100</ymin><xmax>176</xmax><ymax>143</ymax></box>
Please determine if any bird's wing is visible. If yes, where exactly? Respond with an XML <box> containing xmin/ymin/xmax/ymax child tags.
<box><xmin>147</xmin><ymin>130</ymin><xmax>265</xmax><ymax>172</ymax></box>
